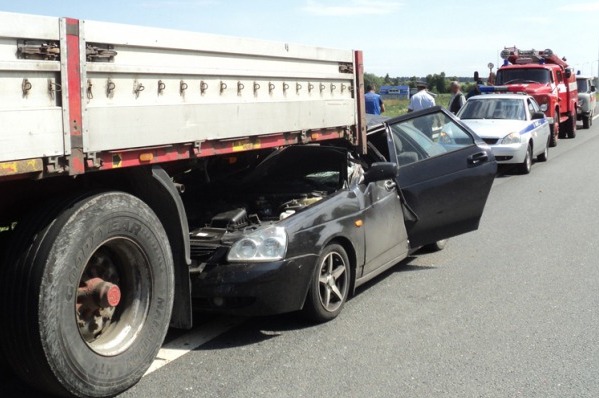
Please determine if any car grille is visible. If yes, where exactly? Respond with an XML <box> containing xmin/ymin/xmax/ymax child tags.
<box><xmin>190</xmin><ymin>242</ymin><xmax>223</xmax><ymax>262</ymax></box>
<box><xmin>482</xmin><ymin>138</ymin><xmax>499</xmax><ymax>145</ymax></box>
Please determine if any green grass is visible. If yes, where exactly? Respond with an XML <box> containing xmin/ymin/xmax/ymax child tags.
<box><xmin>383</xmin><ymin>93</ymin><xmax>452</xmax><ymax>118</ymax></box>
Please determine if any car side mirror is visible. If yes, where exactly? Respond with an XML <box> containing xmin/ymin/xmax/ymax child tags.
<box><xmin>565</xmin><ymin>69</ymin><xmax>572</xmax><ymax>79</ymax></box>
<box><xmin>363</xmin><ymin>162</ymin><xmax>397</xmax><ymax>185</ymax></box>
<box><xmin>592</xmin><ymin>85</ymin><xmax>596</xmax><ymax>92</ymax></box>
<box><xmin>531</xmin><ymin>111</ymin><xmax>546</xmax><ymax>120</ymax></box>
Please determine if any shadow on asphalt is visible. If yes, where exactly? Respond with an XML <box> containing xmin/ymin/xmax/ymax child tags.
<box><xmin>193</xmin><ymin>255</ymin><xmax>438</xmax><ymax>350</ymax></box>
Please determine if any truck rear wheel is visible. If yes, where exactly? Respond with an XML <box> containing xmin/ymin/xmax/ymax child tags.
<box><xmin>583</xmin><ymin>114</ymin><xmax>590</xmax><ymax>129</ymax></box>
<box><xmin>0</xmin><ymin>192</ymin><xmax>174</xmax><ymax>397</ymax></box>
<box><xmin>549</xmin><ymin>117</ymin><xmax>559</xmax><ymax>147</ymax></box>
<box><xmin>567</xmin><ymin>112</ymin><xmax>577</xmax><ymax>138</ymax></box>
<box><xmin>560</xmin><ymin>111</ymin><xmax>577</xmax><ymax>139</ymax></box>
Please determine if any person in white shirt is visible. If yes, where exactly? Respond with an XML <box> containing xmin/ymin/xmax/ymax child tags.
<box><xmin>408</xmin><ymin>81</ymin><xmax>435</xmax><ymax>112</ymax></box>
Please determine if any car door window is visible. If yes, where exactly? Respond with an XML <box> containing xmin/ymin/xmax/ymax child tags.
<box><xmin>388</xmin><ymin>112</ymin><xmax>475</xmax><ymax>165</ymax></box>
<box><xmin>391</xmin><ymin>109</ymin><xmax>497</xmax><ymax>248</ymax></box>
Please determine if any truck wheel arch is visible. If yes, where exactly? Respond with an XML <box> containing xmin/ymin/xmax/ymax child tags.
<box><xmin>126</xmin><ymin>166</ymin><xmax>193</xmax><ymax>329</ymax></box>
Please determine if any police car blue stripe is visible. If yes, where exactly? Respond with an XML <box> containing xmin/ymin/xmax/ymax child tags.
<box><xmin>518</xmin><ymin>118</ymin><xmax>548</xmax><ymax>135</ymax></box>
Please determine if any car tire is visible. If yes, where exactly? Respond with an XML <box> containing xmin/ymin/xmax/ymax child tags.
<box><xmin>537</xmin><ymin>136</ymin><xmax>549</xmax><ymax>162</ymax></box>
<box><xmin>518</xmin><ymin>144</ymin><xmax>532</xmax><ymax>174</ymax></box>
<box><xmin>583</xmin><ymin>115</ymin><xmax>590</xmax><ymax>129</ymax></box>
<box><xmin>303</xmin><ymin>243</ymin><xmax>351</xmax><ymax>323</ymax></box>
<box><xmin>0</xmin><ymin>192</ymin><xmax>174</xmax><ymax>397</ymax></box>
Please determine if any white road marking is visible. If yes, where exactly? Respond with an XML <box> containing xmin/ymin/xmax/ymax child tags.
<box><xmin>144</xmin><ymin>315</ymin><xmax>246</xmax><ymax>376</ymax></box>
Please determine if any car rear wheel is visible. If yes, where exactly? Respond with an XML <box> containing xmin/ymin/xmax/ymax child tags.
<box><xmin>518</xmin><ymin>144</ymin><xmax>532</xmax><ymax>174</ymax></box>
<box><xmin>303</xmin><ymin>243</ymin><xmax>351</xmax><ymax>323</ymax></box>
<box><xmin>537</xmin><ymin>136</ymin><xmax>549</xmax><ymax>162</ymax></box>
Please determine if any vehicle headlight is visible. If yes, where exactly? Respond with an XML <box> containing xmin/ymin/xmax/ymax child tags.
<box><xmin>501</xmin><ymin>132</ymin><xmax>521</xmax><ymax>144</ymax></box>
<box><xmin>539</xmin><ymin>103</ymin><xmax>548</xmax><ymax>112</ymax></box>
<box><xmin>227</xmin><ymin>226</ymin><xmax>287</xmax><ymax>262</ymax></box>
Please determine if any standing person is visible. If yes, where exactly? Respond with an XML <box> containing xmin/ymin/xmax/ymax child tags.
<box><xmin>408</xmin><ymin>81</ymin><xmax>436</xmax><ymax>138</ymax></box>
<box><xmin>466</xmin><ymin>77</ymin><xmax>484</xmax><ymax>99</ymax></box>
<box><xmin>407</xmin><ymin>81</ymin><xmax>435</xmax><ymax>112</ymax></box>
<box><xmin>448</xmin><ymin>81</ymin><xmax>466</xmax><ymax>114</ymax></box>
<box><xmin>364</xmin><ymin>85</ymin><xmax>385</xmax><ymax>115</ymax></box>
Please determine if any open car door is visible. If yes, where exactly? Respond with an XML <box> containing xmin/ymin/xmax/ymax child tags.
<box><xmin>366</xmin><ymin>107</ymin><xmax>497</xmax><ymax>248</ymax></box>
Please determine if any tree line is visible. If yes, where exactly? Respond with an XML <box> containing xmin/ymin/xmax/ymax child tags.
<box><xmin>364</xmin><ymin>72</ymin><xmax>480</xmax><ymax>94</ymax></box>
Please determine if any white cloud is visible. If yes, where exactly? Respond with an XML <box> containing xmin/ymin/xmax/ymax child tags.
<box><xmin>514</xmin><ymin>16</ymin><xmax>552</xmax><ymax>25</ymax></box>
<box><xmin>302</xmin><ymin>0</ymin><xmax>403</xmax><ymax>16</ymax></box>
<box><xmin>558</xmin><ymin>2</ymin><xmax>599</xmax><ymax>11</ymax></box>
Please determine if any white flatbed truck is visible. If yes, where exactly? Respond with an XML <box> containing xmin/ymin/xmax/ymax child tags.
<box><xmin>0</xmin><ymin>11</ymin><xmax>366</xmax><ymax>397</ymax></box>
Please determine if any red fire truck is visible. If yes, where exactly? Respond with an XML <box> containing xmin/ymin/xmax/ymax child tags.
<box><xmin>492</xmin><ymin>47</ymin><xmax>578</xmax><ymax>145</ymax></box>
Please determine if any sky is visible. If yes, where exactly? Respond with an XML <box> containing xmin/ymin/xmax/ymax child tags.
<box><xmin>1</xmin><ymin>0</ymin><xmax>598</xmax><ymax>78</ymax></box>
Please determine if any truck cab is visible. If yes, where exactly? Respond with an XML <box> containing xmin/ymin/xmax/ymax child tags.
<box><xmin>576</xmin><ymin>74</ymin><xmax>596</xmax><ymax>128</ymax></box>
<box><xmin>493</xmin><ymin>47</ymin><xmax>578</xmax><ymax>144</ymax></box>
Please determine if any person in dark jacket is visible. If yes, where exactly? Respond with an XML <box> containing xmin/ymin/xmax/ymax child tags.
<box><xmin>448</xmin><ymin>81</ymin><xmax>465</xmax><ymax>114</ymax></box>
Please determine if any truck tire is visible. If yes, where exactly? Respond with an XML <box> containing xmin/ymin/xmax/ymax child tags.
<box><xmin>567</xmin><ymin>112</ymin><xmax>577</xmax><ymax>138</ymax></box>
<box><xmin>549</xmin><ymin>117</ymin><xmax>558</xmax><ymax>147</ymax></box>
<box><xmin>560</xmin><ymin>111</ymin><xmax>576</xmax><ymax>139</ymax></box>
<box><xmin>583</xmin><ymin>114</ymin><xmax>590</xmax><ymax>129</ymax></box>
<box><xmin>0</xmin><ymin>192</ymin><xmax>174</xmax><ymax>397</ymax></box>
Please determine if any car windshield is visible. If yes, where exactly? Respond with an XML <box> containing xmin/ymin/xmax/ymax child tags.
<box><xmin>495</xmin><ymin>68</ymin><xmax>552</xmax><ymax>85</ymax></box>
<box><xmin>458</xmin><ymin>98</ymin><xmax>525</xmax><ymax>121</ymax></box>
<box><xmin>577</xmin><ymin>79</ymin><xmax>589</xmax><ymax>92</ymax></box>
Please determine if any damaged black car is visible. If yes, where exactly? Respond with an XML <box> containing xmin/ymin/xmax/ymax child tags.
<box><xmin>182</xmin><ymin>106</ymin><xmax>497</xmax><ymax>322</ymax></box>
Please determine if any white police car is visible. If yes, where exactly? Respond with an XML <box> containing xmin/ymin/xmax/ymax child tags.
<box><xmin>456</xmin><ymin>93</ymin><xmax>550</xmax><ymax>174</ymax></box>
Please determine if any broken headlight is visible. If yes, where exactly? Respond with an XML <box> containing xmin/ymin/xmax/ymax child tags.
<box><xmin>227</xmin><ymin>226</ymin><xmax>287</xmax><ymax>262</ymax></box>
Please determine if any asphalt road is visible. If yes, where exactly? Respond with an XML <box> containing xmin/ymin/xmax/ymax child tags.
<box><xmin>4</xmin><ymin>117</ymin><xmax>599</xmax><ymax>398</ymax></box>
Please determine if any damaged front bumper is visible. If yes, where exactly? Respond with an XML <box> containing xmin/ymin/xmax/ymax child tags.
<box><xmin>191</xmin><ymin>253</ymin><xmax>317</xmax><ymax>316</ymax></box>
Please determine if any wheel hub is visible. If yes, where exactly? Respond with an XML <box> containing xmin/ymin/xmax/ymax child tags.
<box><xmin>78</xmin><ymin>277</ymin><xmax>121</xmax><ymax>308</ymax></box>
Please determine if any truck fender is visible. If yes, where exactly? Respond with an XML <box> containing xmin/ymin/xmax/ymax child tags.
<box><xmin>127</xmin><ymin>166</ymin><xmax>193</xmax><ymax>329</ymax></box>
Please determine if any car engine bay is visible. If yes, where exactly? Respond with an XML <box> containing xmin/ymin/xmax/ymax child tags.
<box><xmin>178</xmin><ymin>144</ymin><xmax>361</xmax><ymax>265</ymax></box>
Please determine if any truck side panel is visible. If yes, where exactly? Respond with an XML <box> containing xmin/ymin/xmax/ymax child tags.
<box><xmin>0</xmin><ymin>14</ymin><xmax>63</xmax><ymax>163</ymax></box>
<box><xmin>81</xmin><ymin>19</ymin><xmax>356</xmax><ymax>153</ymax></box>
<box><xmin>0</xmin><ymin>13</ymin><xmax>362</xmax><ymax>178</ymax></box>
